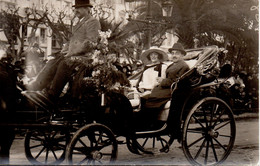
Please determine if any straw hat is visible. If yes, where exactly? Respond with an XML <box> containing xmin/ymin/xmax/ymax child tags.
<box><xmin>168</xmin><ymin>43</ymin><xmax>186</xmax><ymax>55</ymax></box>
<box><xmin>140</xmin><ymin>47</ymin><xmax>168</xmax><ymax>65</ymax></box>
<box><xmin>72</xmin><ymin>0</ymin><xmax>93</xmax><ymax>8</ymax></box>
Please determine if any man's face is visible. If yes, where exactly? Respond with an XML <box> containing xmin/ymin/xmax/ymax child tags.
<box><xmin>74</xmin><ymin>7</ymin><xmax>90</xmax><ymax>19</ymax></box>
<box><xmin>169</xmin><ymin>50</ymin><xmax>183</xmax><ymax>60</ymax></box>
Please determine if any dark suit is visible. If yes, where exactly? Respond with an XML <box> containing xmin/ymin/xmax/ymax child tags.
<box><xmin>143</xmin><ymin>59</ymin><xmax>190</xmax><ymax>109</ymax></box>
<box><xmin>31</xmin><ymin>15</ymin><xmax>101</xmax><ymax>99</ymax></box>
<box><xmin>63</xmin><ymin>15</ymin><xmax>101</xmax><ymax>56</ymax></box>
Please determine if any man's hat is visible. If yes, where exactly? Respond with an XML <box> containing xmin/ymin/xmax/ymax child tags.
<box><xmin>72</xmin><ymin>0</ymin><xmax>93</xmax><ymax>8</ymax></box>
<box><xmin>168</xmin><ymin>43</ymin><xmax>186</xmax><ymax>55</ymax></box>
<box><xmin>140</xmin><ymin>47</ymin><xmax>168</xmax><ymax>65</ymax></box>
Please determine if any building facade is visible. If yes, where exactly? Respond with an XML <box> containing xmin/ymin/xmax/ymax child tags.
<box><xmin>0</xmin><ymin>0</ymin><xmax>74</xmax><ymax>58</ymax></box>
<box><xmin>0</xmin><ymin>0</ymin><xmax>174</xmax><ymax>58</ymax></box>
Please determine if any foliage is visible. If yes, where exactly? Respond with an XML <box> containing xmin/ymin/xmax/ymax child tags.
<box><xmin>0</xmin><ymin>8</ymin><xmax>21</xmax><ymax>60</ymax></box>
<box><xmin>77</xmin><ymin>30</ymin><xmax>130</xmax><ymax>95</ymax></box>
<box><xmin>0</xmin><ymin>6</ymin><xmax>48</xmax><ymax>61</ymax></box>
<box><xmin>120</xmin><ymin>0</ymin><xmax>258</xmax><ymax>74</ymax></box>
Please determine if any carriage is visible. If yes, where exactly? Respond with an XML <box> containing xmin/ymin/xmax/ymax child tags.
<box><xmin>0</xmin><ymin>45</ymin><xmax>236</xmax><ymax>165</ymax></box>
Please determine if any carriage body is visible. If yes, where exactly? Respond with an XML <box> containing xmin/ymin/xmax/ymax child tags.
<box><xmin>64</xmin><ymin>45</ymin><xmax>236</xmax><ymax>165</ymax></box>
<box><xmin>0</xmin><ymin>45</ymin><xmax>236</xmax><ymax>165</ymax></box>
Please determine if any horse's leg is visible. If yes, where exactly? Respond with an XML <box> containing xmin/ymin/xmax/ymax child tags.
<box><xmin>0</xmin><ymin>127</ymin><xmax>15</xmax><ymax>164</ymax></box>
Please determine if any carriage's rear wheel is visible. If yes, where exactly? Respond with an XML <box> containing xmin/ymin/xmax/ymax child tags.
<box><xmin>24</xmin><ymin>129</ymin><xmax>70</xmax><ymax>165</ymax></box>
<box><xmin>66</xmin><ymin>123</ymin><xmax>118</xmax><ymax>165</ymax></box>
<box><xmin>182</xmin><ymin>97</ymin><xmax>236</xmax><ymax>166</ymax></box>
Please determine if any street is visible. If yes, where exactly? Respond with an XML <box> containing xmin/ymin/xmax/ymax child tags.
<box><xmin>9</xmin><ymin>118</ymin><xmax>259</xmax><ymax>165</ymax></box>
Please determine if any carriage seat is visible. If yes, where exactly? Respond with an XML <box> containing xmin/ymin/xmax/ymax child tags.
<box><xmin>184</xmin><ymin>59</ymin><xmax>197</xmax><ymax>69</ymax></box>
<box><xmin>127</xmin><ymin>91</ymin><xmax>170</xmax><ymax>121</ymax></box>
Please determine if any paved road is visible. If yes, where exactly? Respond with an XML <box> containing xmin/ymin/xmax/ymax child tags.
<box><xmin>9</xmin><ymin>117</ymin><xmax>259</xmax><ymax>165</ymax></box>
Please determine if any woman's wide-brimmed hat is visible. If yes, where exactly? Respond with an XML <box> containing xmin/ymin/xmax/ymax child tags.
<box><xmin>168</xmin><ymin>43</ymin><xmax>186</xmax><ymax>55</ymax></box>
<box><xmin>140</xmin><ymin>47</ymin><xmax>168</xmax><ymax>65</ymax></box>
<box><xmin>72</xmin><ymin>0</ymin><xmax>93</xmax><ymax>8</ymax></box>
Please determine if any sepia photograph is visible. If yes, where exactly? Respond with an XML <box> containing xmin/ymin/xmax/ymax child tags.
<box><xmin>0</xmin><ymin>0</ymin><xmax>258</xmax><ymax>165</ymax></box>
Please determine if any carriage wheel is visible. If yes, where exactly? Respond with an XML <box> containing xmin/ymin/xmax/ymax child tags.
<box><xmin>127</xmin><ymin>135</ymin><xmax>171</xmax><ymax>154</ymax></box>
<box><xmin>182</xmin><ymin>97</ymin><xmax>236</xmax><ymax>166</ymax></box>
<box><xmin>24</xmin><ymin>129</ymin><xmax>70</xmax><ymax>165</ymax></box>
<box><xmin>66</xmin><ymin>123</ymin><xmax>118</xmax><ymax>165</ymax></box>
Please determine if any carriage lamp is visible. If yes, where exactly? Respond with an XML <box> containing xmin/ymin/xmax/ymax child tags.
<box><xmin>161</xmin><ymin>0</ymin><xmax>173</xmax><ymax>17</ymax></box>
<box><xmin>124</xmin><ymin>0</ymin><xmax>174</xmax><ymax>48</ymax></box>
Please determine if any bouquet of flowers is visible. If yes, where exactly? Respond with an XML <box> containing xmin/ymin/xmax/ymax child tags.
<box><xmin>74</xmin><ymin>30</ymin><xmax>130</xmax><ymax>97</ymax></box>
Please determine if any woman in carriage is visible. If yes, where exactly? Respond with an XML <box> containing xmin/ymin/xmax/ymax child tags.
<box><xmin>135</xmin><ymin>46</ymin><xmax>168</xmax><ymax>94</ymax></box>
<box><xmin>135</xmin><ymin>43</ymin><xmax>190</xmax><ymax>138</ymax></box>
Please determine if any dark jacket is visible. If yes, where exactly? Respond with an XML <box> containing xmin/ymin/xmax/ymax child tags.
<box><xmin>63</xmin><ymin>15</ymin><xmax>101</xmax><ymax>57</ymax></box>
<box><xmin>144</xmin><ymin>59</ymin><xmax>190</xmax><ymax>108</ymax></box>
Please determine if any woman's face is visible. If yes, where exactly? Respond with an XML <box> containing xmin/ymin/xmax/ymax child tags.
<box><xmin>149</xmin><ymin>52</ymin><xmax>160</xmax><ymax>63</ymax></box>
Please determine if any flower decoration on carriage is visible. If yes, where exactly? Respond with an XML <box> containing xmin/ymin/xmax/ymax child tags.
<box><xmin>81</xmin><ymin>29</ymin><xmax>130</xmax><ymax>95</ymax></box>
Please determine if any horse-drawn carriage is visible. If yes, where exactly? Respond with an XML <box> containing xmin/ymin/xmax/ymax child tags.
<box><xmin>0</xmin><ymin>45</ymin><xmax>236</xmax><ymax>165</ymax></box>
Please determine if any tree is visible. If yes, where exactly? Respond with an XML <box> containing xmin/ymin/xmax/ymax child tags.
<box><xmin>0</xmin><ymin>6</ymin><xmax>47</xmax><ymax>61</ymax></box>
<box><xmin>118</xmin><ymin>0</ymin><xmax>258</xmax><ymax>73</ymax></box>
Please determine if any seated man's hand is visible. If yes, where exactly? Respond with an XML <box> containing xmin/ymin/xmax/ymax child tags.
<box><xmin>154</xmin><ymin>77</ymin><xmax>163</xmax><ymax>87</ymax></box>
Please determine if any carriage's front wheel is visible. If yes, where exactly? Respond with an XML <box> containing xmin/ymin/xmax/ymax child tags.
<box><xmin>24</xmin><ymin>129</ymin><xmax>70</xmax><ymax>165</ymax></box>
<box><xmin>182</xmin><ymin>97</ymin><xmax>236</xmax><ymax>166</ymax></box>
<box><xmin>65</xmin><ymin>123</ymin><xmax>118</xmax><ymax>165</ymax></box>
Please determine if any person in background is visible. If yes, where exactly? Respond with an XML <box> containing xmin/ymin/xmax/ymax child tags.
<box><xmin>23</xmin><ymin>0</ymin><xmax>101</xmax><ymax>108</ymax></box>
<box><xmin>22</xmin><ymin>41</ymin><xmax>42</xmax><ymax>79</ymax></box>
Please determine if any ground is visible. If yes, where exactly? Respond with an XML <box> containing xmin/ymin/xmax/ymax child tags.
<box><xmin>9</xmin><ymin>117</ymin><xmax>259</xmax><ymax>165</ymax></box>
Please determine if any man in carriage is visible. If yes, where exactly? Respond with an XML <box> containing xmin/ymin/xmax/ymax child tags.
<box><xmin>23</xmin><ymin>0</ymin><xmax>101</xmax><ymax>108</ymax></box>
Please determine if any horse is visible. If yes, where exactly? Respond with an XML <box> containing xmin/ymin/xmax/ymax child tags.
<box><xmin>0</xmin><ymin>49</ymin><xmax>18</xmax><ymax>164</ymax></box>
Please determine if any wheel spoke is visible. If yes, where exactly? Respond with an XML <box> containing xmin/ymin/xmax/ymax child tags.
<box><xmin>31</xmin><ymin>135</ymin><xmax>45</xmax><ymax>142</ymax></box>
<box><xmin>212</xmin><ymin>137</ymin><xmax>227</xmax><ymax>151</ymax></box>
<box><xmin>29</xmin><ymin>144</ymin><xmax>43</xmax><ymax>149</ymax></box>
<box><xmin>79</xmin><ymin>138</ymin><xmax>88</xmax><ymax>148</ymax></box>
<box><xmin>188</xmin><ymin>136</ymin><xmax>204</xmax><ymax>148</ymax></box>
<box><xmin>77</xmin><ymin>156</ymin><xmax>90</xmax><ymax>165</ymax></box>
<box><xmin>215</xmin><ymin>120</ymin><xmax>231</xmax><ymax>131</ymax></box>
<box><xmin>35</xmin><ymin>146</ymin><xmax>46</xmax><ymax>159</ymax></box>
<box><xmin>187</xmin><ymin>128</ymin><xmax>204</xmax><ymax>134</ymax></box>
<box><xmin>203</xmin><ymin>108</ymin><xmax>209</xmax><ymax>128</ymax></box>
<box><xmin>50</xmin><ymin>147</ymin><xmax>58</xmax><ymax>160</ymax></box>
<box><xmin>152</xmin><ymin>137</ymin><xmax>155</xmax><ymax>148</ymax></box>
<box><xmin>102</xmin><ymin>153</ymin><xmax>113</xmax><ymax>156</ymax></box>
<box><xmin>97</xmin><ymin>131</ymin><xmax>104</xmax><ymax>144</ymax></box>
<box><xmin>56</xmin><ymin>143</ymin><xmax>66</xmax><ymax>149</ymax></box>
<box><xmin>218</xmin><ymin>134</ymin><xmax>232</xmax><ymax>138</ymax></box>
<box><xmin>212</xmin><ymin>108</ymin><xmax>226</xmax><ymax>128</ymax></box>
<box><xmin>192</xmin><ymin>114</ymin><xmax>206</xmax><ymax>129</ymax></box>
<box><xmin>210</xmin><ymin>138</ymin><xmax>218</xmax><ymax>162</ymax></box>
<box><xmin>204</xmin><ymin>139</ymin><xmax>209</xmax><ymax>165</ymax></box>
<box><xmin>142</xmin><ymin>138</ymin><xmax>149</xmax><ymax>147</ymax></box>
<box><xmin>194</xmin><ymin>138</ymin><xmax>206</xmax><ymax>160</ymax></box>
<box><xmin>45</xmin><ymin>148</ymin><xmax>49</xmax><ymax>164</ymax></box>
<box><xmin>159</xmin><ymin>138</ymin><xmax>165</xmax><ymax>147</ymax></box>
